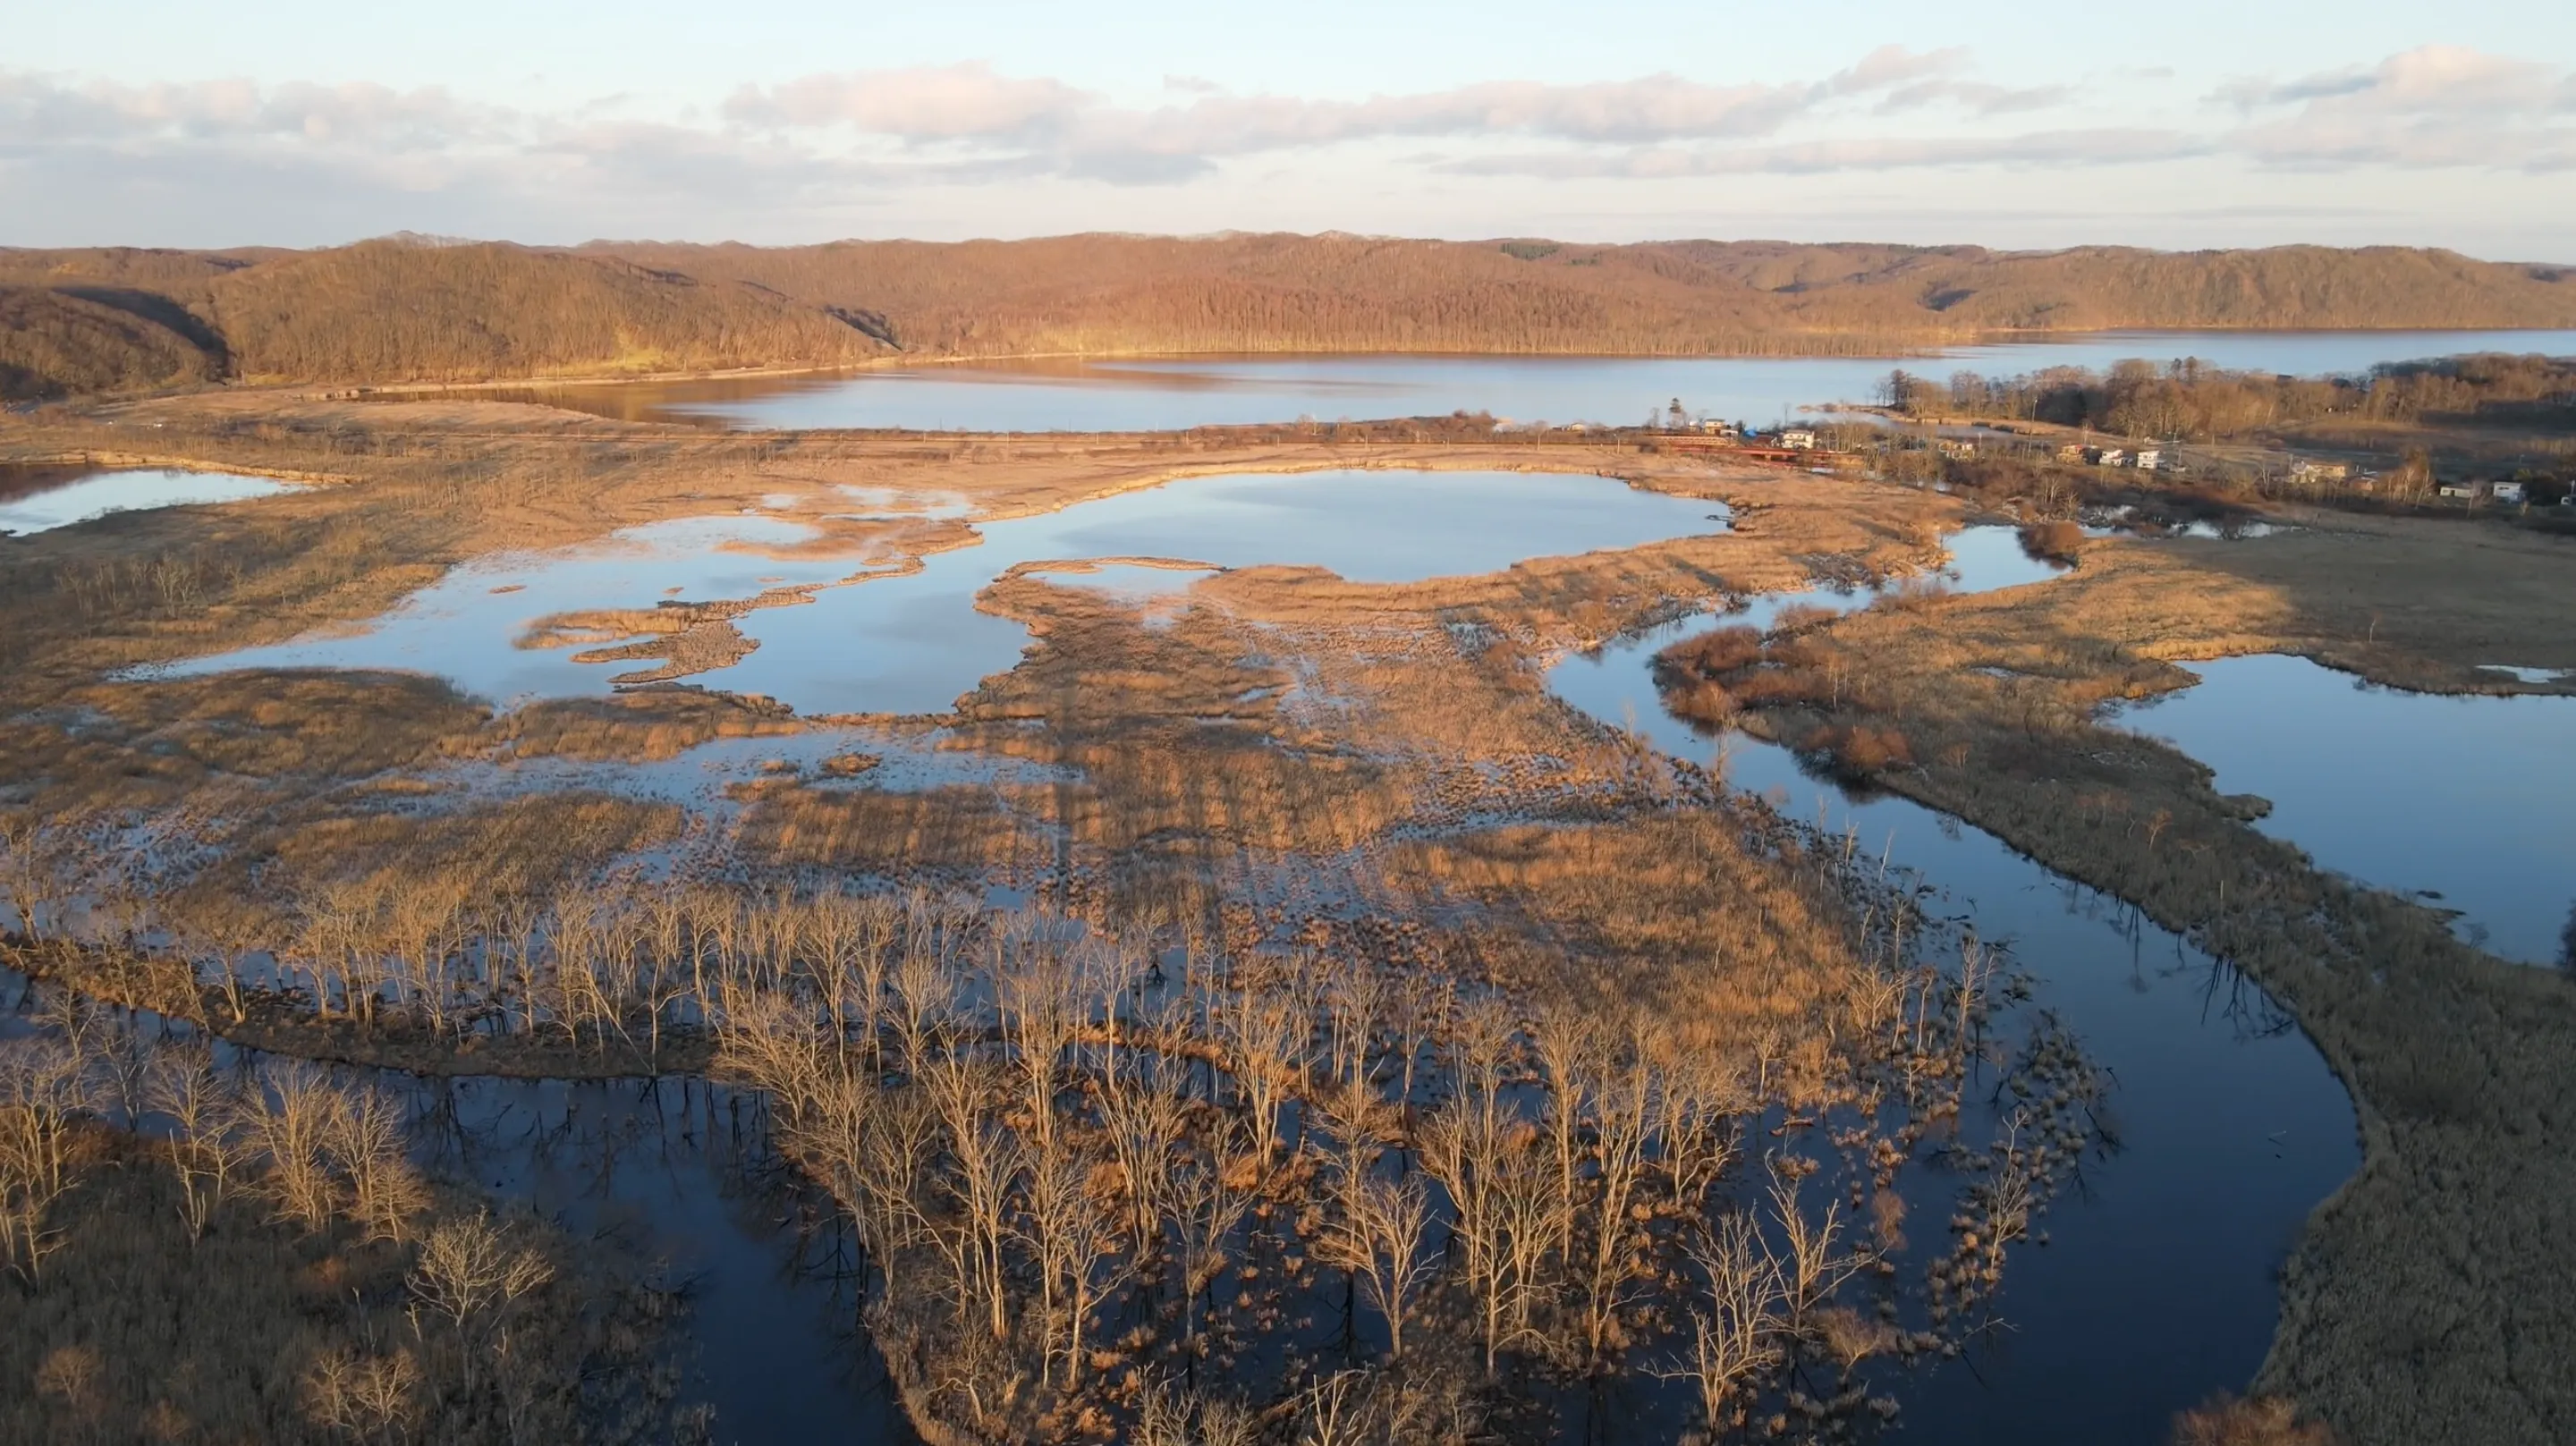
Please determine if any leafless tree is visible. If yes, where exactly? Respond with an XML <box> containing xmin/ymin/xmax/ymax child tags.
<box><xmin>408</xmin><ymin>1210</ymin><xmax>555</xmax><ymax>1399</ymax></box>
<box><xmin>148</xmin><ymin>1041</ymin><xmax>245</xmax><ymax>1244</ymax></box>
<box><xmin>0</xmin><ymin>1037</ymin><xmax>85</xmax><ymax>1283</ymax></box>
<box><xmin>1665</xmin><ymin>1211</ymin><xmax>1787</xmax><ymax>1430</ymax></box>
<box><xmin>1326</xmin><ymin>1170</ymin><xmax>1436</xmax><ymax>1360</ymax></box>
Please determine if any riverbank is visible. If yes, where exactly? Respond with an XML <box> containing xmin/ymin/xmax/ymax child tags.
<box><xmin>1648</xmin><ymin>518</ymin><xmax>2576</xmax><ymax>1443</ymax></box>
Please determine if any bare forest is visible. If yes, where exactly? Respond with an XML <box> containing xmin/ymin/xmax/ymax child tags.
<box><xmin>8</xmin><ymin>234</ymin><xmax>2576</xmax><ymax>398</ymax></box>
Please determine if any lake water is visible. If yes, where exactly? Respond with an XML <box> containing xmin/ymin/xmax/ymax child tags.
<box><xmin>165</xmin><ymin>469</ymin><xmax>1733</xmax><ymax>716</ymax></box>
<box><xmin>0</xmin><ymin>466</ymin><xmax>301</xmax><ymax>535</ymax></box>
<box><xmin>2119</xmin><ymin>654</ymin><xmax>2576</xmax><ymax>965</ymax></box>
<box><xmin>502</xmin><ymin>330</ymin><xmax>2576</xmax><ymax>433</ymax></box>
<box><xmin>1546</xmin><ymin>536</ymin><xmax>2360</xmax><ymax>1445</ymax></box>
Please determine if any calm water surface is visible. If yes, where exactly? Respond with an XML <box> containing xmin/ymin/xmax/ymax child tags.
<box><xmin>2120</xmin><ymin>654</ymin><xmax>2576</xmax><ymax>965</ymax></box>
<box><xmin>0</xmin><ymin>466</ymin><xmax>300</xmax><ymax>535</ymax></box>
<box><xmin>1546</xmin><ymin>536</ymin><xmax>2360</xmax><ymax>1445</ymax></box>
<box><xmin>509</xmin><ymin>330</ymin><xmax>2576</xmax><ymax>432</ymax></box>
<box><xmin>411</xmin><ymin>1073</ymin><xmax>915</xmax><ymax>1446</ymax></box>
<box><xmin>167</xmin><ymin>469</ymin><xmax>1732</xmax><ymax>715</ymax></box>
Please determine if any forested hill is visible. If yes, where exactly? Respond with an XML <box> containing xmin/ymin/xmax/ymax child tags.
<box><xmin>4</xmin><ymin>234</ymin><xmax>2573</xmax><ymax>399</ymax></box>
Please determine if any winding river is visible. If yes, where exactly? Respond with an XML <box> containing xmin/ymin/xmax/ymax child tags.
<box><xmin>1546</xmin><ymin>531</ymin><xmax>2360</xmax><ymax>1444</ymax></box>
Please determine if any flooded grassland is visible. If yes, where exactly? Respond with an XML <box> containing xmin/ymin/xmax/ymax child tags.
<box><xmin>0</xmin><ymin>395</ymin><xmax>2040</xmax><ymax>1442</ymax></box>
<box><xmin>2</xmin><ymin>385</ymin><xmax>2547</xmax><ymax>1444</ymax></box>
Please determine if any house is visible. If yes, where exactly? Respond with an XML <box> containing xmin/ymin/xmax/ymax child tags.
<box><xmin>1699</xmin><ymin>419</ymin><xmax>1741</xmax><ymax>438</ymax></box>
<box><xmin>1777</xmin><ymin>428</ymin><xmax>1818</xmax><ymax>451</ymax></box>
<box><xmin>2493</xmin><ymin>480</ymin><xmax>2527</xmax><ymax>505</ymax></box>
<box><xmin>2132</xmin><ymin>448</ymin><xmax>2162</xmax><ymax>471</ymax></box>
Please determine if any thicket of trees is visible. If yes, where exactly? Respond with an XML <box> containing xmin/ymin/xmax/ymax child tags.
<box><xmin>0</xmin><ymin>1001</ymin><xmax>697</xmax><ymax>1444</ymax></box>
<box><xmin>601</xmin><ymin>237</ymin><xmax>2576</xmax><ymax>358</ymax></box>
<box><xmin>0</xmin><ymin>801</ymin><xmax>2110</xmax><ymax>1444</ymax></box>
<box><xmin>0</xmin><ymin>287</ymin><xmax>217</xmax><ymax>401</ymax></box>
<box><xmin>207</xmin><ymin>241</ymin><xmax>893</xmax><ymax>384</ymax></box>
<box><xmin>5</xmin><ymin>234</ymin><xmax>2573</xmax><ymax>393</ymax></box>
<box><xmin>1883</xmin><ymin>353</ymin><xmax>2576</xmax><ymax>442</ymax></box>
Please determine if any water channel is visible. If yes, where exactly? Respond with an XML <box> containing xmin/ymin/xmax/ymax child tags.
<box><xmin>494</xmin><ymin>330</ymin><xmax>2576</xmax><ymax>433</ymax></box>
<box><xmin>1546</xmin><ymin>532</ymin><xmax>2361</xmax><ymax>1445</ymax></box>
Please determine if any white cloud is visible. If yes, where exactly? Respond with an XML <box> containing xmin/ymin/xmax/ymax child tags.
<box><xmin>1447</xmin><ymin>129</ymin><xmax>2207</xmax><ymax>178</ymax></box>
<box><xmin>3</xmin><ymin>47</ymin><xmax>2573</xmax><ymax>249</ymax></box>
<box><xmin>721</xmin><ymin>63</ymin><xmax>1092</xmax><ymax>140</ymax></box>
<box><xmin>716</xmin><ymin>46</ymin><xmax>2000</xmax><ymax>174</ymax></box>
<box><xmin>2215</xmin><ymin>46</ymin><xmax>2576</xmax><ymax>172</ymax></box>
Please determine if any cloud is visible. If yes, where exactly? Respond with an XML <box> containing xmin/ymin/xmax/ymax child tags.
<box><xmin>1447</xmin><ymin>129</ymin><xmax>2207</xmax><ymax>179</ymax></box>
<box><xmin>4</xmin><ymin>45</ymin><xmax>2575</xmax><ymax>249</ymax></box>
<box><xmin>716</xmin><ymin>46</ymin><xmax>2003</xmax><ymax>175</ymax></box>
<box><xmin>721</xmin><ymin>63</ymin><xmax>1091</xmax><ymax>140</ymax></box>
<box><xmin>1877</xmin><ymin>80</ymin><xmax>2072</xmax><ymax>117</ymax></box>
<box><xmin>0</xmin><ymin>71</ymin><xmax>498</xmax><ymax>149</ymax></box>
<box><xmin>2214</xmin><ymin>46</ymin><xmax>2576</xmax><ymax>171</ymax></box>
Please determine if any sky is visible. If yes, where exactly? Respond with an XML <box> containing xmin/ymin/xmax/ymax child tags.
<box><xmin>6</xmin><ymin>1</ymin><xmax>2575</xmax><ymax>257</ymax></box>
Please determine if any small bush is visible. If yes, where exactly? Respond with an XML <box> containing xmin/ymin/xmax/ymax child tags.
<box><xmin>2172</xmin><ymin>1393</ymin><xmax>2334</xmax><ymax>1446</ymax></box>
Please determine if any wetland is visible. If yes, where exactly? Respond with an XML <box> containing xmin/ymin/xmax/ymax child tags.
<box><xmin>2</xmin><ymin>329</ymin><xmax>2570</xmax><ymax>1446</ymax></box>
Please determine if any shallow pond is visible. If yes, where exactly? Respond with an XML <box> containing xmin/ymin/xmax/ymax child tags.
<box><xmin>166</xmin><ymin>469</ymin><xmax>1732</xmax><ymax>715</ymax></box>
<box><xmin>0</xmin><ymin>466</ymin><xmax>301</xmax><ymax>535</ymax></box>
<box><xmin>501</xmin><ymin>330</ymin><xmax>2576</xmax><ymax>432</ymax></box>
<box><xmin>1546</xmin><ymin>537</ymin><xmax>2360</xmax><ymax>1444</ymax></box>
<box><xmin>2118</xmin><ymin>653</ymin><xmax>2576</xmax><ymax>965</ymax></box>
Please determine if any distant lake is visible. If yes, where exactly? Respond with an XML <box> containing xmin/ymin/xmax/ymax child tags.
<box><xmin>498</xmin><ymin>330</ymin><xmax>2576</xmax><ymax>433</ymax></box>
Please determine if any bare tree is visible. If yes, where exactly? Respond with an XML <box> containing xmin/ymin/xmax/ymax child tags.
<box><xmin>408</xmin><ymin>1210</ymin><xmax>555</xmax><ymax>1399</ymax></box>
<box><xmin>1664</xmin><ymin>1211</ymin><xmax>1787</xmax><ymax>1431</ymax></box>
<box><xmin>148</xmin><ymin>1041</ymin><xmax>244</xmax><ymax>1244</ymax></box>
<box><xmin>1020</xmin><ymin>1136</ymin><xmax>1129</xmax><ymax>1389</ymax></box>
<box><xmin>330</xmin><ymin>1082</ymin><xmax>430</xmax><ymax>1243</ymax></box>
<box><xmin>244</xmin><ymin>1063</ymin><xmax>347</xmax><ymax>1230</ymax></box>
<box><xmin>1160</xmin><ymin>1119</ymin><xmax>1252</xmax><ymax>1351</ymax></box>
<box><xmin>1326</xmin><ymin>1170</ymin><xmax>1436</xmax><ymax>1360</ymax></box>
<box><xmin>0</xmin><ymin>1037</ymin><xmax>85</xmax><ymax>1283</ymax></box>
<box><xmin>303</xmin><ymin>1345</ymin><xmax>422</xmax><ymax>1445</ymax></box>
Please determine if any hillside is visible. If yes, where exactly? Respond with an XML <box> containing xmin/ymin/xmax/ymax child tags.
<box><xmin>593</xmin><ymin>235</ymin><xmax>2576</xmax><ymax>356</ymax></box>
<box><xmin>0</xmin><ymin>286</ymin><xmax>220</xmax><ymax>401</ymax></box>
<box><xmin>2</xmin><ymin>234</ymin><xmax>2572</xmax><ymax>395</ymax></box>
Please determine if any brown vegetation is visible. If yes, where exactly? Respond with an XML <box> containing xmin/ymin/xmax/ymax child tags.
<box><xmin>600</xmin><ymin>236</ymin><xmax>2576</xmax><ymax>359</ymax></box>
<box><xmin>1891</xmin><ymin>353</ymin><xmax>2576</xmax><ymax>442</ymax></box>
<box><xmin>1650</xmin><ymin>519</ymin><xmax>2576</xmax><ymax>1445</ymax></box>
<box><xmin>0</xmin><ymin>1018</ymin><xmax>699</xmax><ymax>1445</ymax></box>
<box><xmin>7</xmin><ymin>234</ymin><xmax>2576</xmax><ymax>394</ymax></box>
<box><xmin>2174</xmin><ymin>1394</ymin><xmax>2337</xmax><ymax>1446</ymax></box>
<box><xmin>0</xmin><ymin>286</ymin><xmax>220</xmax><ymax>400</ymax></box>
